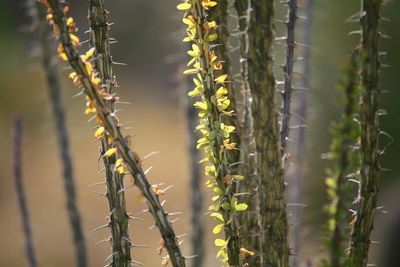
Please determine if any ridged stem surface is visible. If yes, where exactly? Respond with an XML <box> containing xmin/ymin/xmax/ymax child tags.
<box><xmin>234</xmin><ymin>0</ymin><xmax>259</xmax><ymax>263</ymax></box>
<box><xmin>35</xmin><ymin>3</ymin><xmax>88</xmax><ymax>267</ymax></box>
<box><xmin>325</xmin><ymin>51</ymin><xmax>359</xmax><ymax>267</ymax></box>
<box><xmin>248</xmin><ymin>0</ymin><xmax>290</xmax><ymax>266</ymax></box>
<box><xmin>348</xmin><ymin>0</ymin><xmax>382</xmax><ymax>266</ymax></box>
<box><xmin>88</xmin><ymin>1</ymin><xmax>131</xmax><ymax>265</ymax></box>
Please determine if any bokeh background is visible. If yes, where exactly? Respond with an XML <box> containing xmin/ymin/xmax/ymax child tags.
<box><xmin>0</xmin><ymin>0</ymin><xmax>399</xmax><ymax>266</ymax></box>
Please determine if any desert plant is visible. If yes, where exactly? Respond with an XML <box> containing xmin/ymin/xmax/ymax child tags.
<box><xmin>39</xmin><ymin>0</ymin><xmax>186</xmax><ymax>266</ymax></box>
<box><xmin>322</xmin><ymin>51</ymin><xmax>360</xmax><ymax>267</ymax></box>
<box><xmin>177</xmin><ymin>0</ymin><xmax>250</xmax><ymax>265</ymax></box>
<box><xmin>87</xmin><ymin>1</ymin><xmax>131</xmax><ymax>265</ymax></box>
<box><xmin>348</xmin><ymin>0</ymin><xmax>383</xmax><ymax>266</ymax></box>
<box><xmin>14</xmin><ymin>118</ymin><xmax>37</xmax><ymax>267</ymax></box>
<box><xmin>32</xmin><ymin>2</ymin><xmax>88</xmax><ymax>266</ymax></box>
<box><xmin>233</xmin><ymin>0</ymin><xmax>260</xmax><ymax>263</ymax></box>
<box><xmin>16</xmin><ymin>0</ymin><xmax>389</xmax><ymax>266</ymax></box>
<box><xmin>280</xmin><ymin>0</ymin><xmax>298</xmax><ymax>157</ymax></box>
<box><xmin>247</xmin><ymin>0</ymin><xmax>290</xmax><ymax>265</ymax></box>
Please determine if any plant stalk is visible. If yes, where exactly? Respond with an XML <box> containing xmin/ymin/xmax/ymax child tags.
<box><xmin>324</xmin><ymin>51</ymin><xmax>359</xmax><ymax>267</ymax></box>
<box><xmin>289</xmin><ymin>1</ymin><xmax>313</xmax><ymax>266</ymax></box>
<box><xmin>34</xmin><ymin>3</ymin><xmax>88</xmax><ymax>267</ymax></box>
<box><xmin>14</xmin><ymin>118</ymin><xmax>38</xmax><ymax>267</ymax></box>
<box><xmin>247</xmin><ymin>0</ymin><xmax>290</xmax><ymax>266</ymax></box>
<box><xmin>208</xmin><ymin>0</ymin><xmax>241</xmax><ymax>172</ymax></box>
<box><xmin>43</xmin><ymin>1</ymin><xmax>186</xmax><ymax>266</ymax></box>
<box><xmin>193</xmin><ymin>1</ymin><xmax>241</xmax><ymax>264</ymax></box>
<box><xmin>88</xmin><ymin>1</ymin><xmax>131</xmax><ymax>265</ymax></box>
<box><xmin>348</xmin><ymin>0</ymin><xmax>382</xmax><ymax>266</ymax></box>
<box><xmin>234</xmin><ymin>0</ymin><xmax>259</xmax><ymax>263</ymax></box>
<box><xmin>280</xmin><ymin>0</ymin><xmax>297</xmax><ymax>155</ymax></box>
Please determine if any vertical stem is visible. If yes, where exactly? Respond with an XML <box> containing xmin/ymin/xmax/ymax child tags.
<box><xmin>14</xmin><ymin>118</ymin><xmax>38</xmax><ymax>267</ymax></box>
<box><xmin>348</xmin><ymin>0</ymin><xmax>382</xmax><ymax>266</ymax></box>
<box><xmin>248</xmin><ymin>0</ymin><xmax>290</xmax><ymax>266</ymax></box>
<box><xmin>194</xmin><ymin>1</ymin><xmax>241</xmax><ymax>263</ymax></box>
<box><xmin>186</xmin><ymin>78</ymin><xmax>205</xmax><ymax>267</ymax></box>
<box><xmin>88</xmin><ymin>1</ymin><xmax>131</xmax><ymax>265</ymax></box>
<box><xmin>35</xmin><ymin>3</ymin><xmax>88</xmax><ymax>267</ymax></box>
<box><xmin>281</xmin><ymin>0</ymin><xmax>297</xmax><ymax>155</ymax></box>
<box><xmin>325</xmin><ymin>51</ymin><xmax>359</xmax><ymax>267</ymax></box>
<box><xmin>208</xmin><ymin>0</ymin><xmax>241</xmax><ymax>172</ymax></box>
<box><xmin>234</xmin><ymin>0</ymin><xmax>259</xmax><ymax>263</ymax></box>
<box><xmin>289</xmin><ymin>1</ymin><xmax>313</xmax><ymax>266</ymax></box>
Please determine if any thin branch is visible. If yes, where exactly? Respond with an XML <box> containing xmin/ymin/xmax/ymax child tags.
<box><xmin>233</xmin><ymin>1</ymin><xmax>260</xmax><ymax>265</ymax></box>
<box><xmin>185</xmin><ymin>65</ymin><xmax>205</xmax><ymax>267</ymax></box>
<box><xmin>88</xmin><ymin>0</ymin><xmax>131</xmax><ymax>265</ymax></box>
<box><xmin>289</xmin><ymin>1</ymin><xmax>313</xmax><ymax>266</ymax></box>
<box><xmin>14</xmin><ymin>118</ymin><xmax>38</xmax><ymax>267</ymax></box>
<box><xmin>34</xmin><ymin>2</ymin><xmax>88</xmax><ymax>266</ymax></box>
<box><xmin>280</xmin><ymin>0</ymin><xmax>297</xmax><ymax>156</ymax></box>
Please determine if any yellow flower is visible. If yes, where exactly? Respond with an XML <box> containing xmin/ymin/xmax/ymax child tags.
<box><xmin>82</xmin><ymin>47</ymin><xmax>95</xmax><ymax>62</ymax></box>
<box><xmin>177</xmin><ymin>2</ymin><xmax>191</xmax><ymax>10</ymax></box>
<box><xmin>223</xmin><ymin>139</ymin><xmax>236</xmax><ymax>150</ymax></box>
<box><xmin>188</xmin><ymin>44</ymin><xmax>201</xmax><ymax>58</ymax></box>
<box><xmin>201</xmin><ymin>0</ymin><xmax>217</xmax><ymax>9</ymax></box>
<box><xmin>217</xmin><ymin>97</ymin><xmax>231</xmax><ymax>111</ymax></box>
<box><xmin>94</xmin><ymin>127</ymin><xmax>105</xmax><ymax>138</ymax></box>
<box><xmin>58</xmin><ymin>52</ymin><xmax>68</xmax><ymax>61</ymax></box>
<box><xmin>240</xmin><ymin>248</ymin><xmax>255</xmax><ymax>258</ymax></box>
<box><xmin>216</xmin><ymin>87</ymin><xmax>228</xmax><ymax>98</ymax></box>
<box><xmin>69</xmin><ymin>33</ymin><xmax>80</xmax><ymax>47</ymax></box>
<box><xmin>104</xmin><ymin>148</ymin><xmax>117</xmax><ymax>157</ymax></box>
<box><xmin>214</xmin><ymin>74</ymin><xmax>228</xmax><ymax>84</ymax></box>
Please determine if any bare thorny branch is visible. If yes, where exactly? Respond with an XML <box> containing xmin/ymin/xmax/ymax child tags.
<box><xmin>41</xmin><ymin>0</ymin><xmax>186</xmax><ymax>266</ymax></box>
<box><xmin>33</xmin><ymin>2</ymin><xmax>88</xmax><ymax>266</ymax></box>
<box><xmin>14</xmin><ymin>119</ymin><xmax>38</xmax><ymax>267</ymax></box>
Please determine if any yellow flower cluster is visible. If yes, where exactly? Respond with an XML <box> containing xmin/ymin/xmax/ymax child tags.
<box><xmin>41</xmin><ymin>0</ymin><xmax>129</xmax><ymax>175</ymax></box>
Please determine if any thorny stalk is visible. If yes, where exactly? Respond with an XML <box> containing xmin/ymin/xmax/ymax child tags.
<box><xmin>185</xmin><ymin>62</ymin><xmax>205</xmax><ymax>267</ymax></box>
<box><xmin>289</xmin><ymin>0</ymin><xmax>313</xmax><ymax>266</ymax></box>
<box><xmin>34</xmin><ymin>2</ymin><xmax>88</xmax><ymax>267</ymax></box>
<box><xmin>41</xmin><ymin>0</ymin><xmax>186</xmax><ymax>266</ymax></box>
<box><xmin>186</xmin><ymin>96</ymin><xmax>205</xmax><ymax>267</ymax></box>
<box><xmin>88</xmin><ymin>0</ymin><xmax>131</xmax><ymax>265</ymax></box>
<box><xmin>208</xmin><ymin>0</ymin><xmax>241</xmax><ymax>174</ymax></box>
<box><xmin>177</xmin><ymin>0</ymin><xmax>250</xmax><ymax>265</ymax></box>
<box><xmin>323</xmin><ymin>51</ymin><xmax>360</xmax><ymax>267</ymax></box>
<box><xmin>348</xmin><ymin>0</ymin><xmax>383</xmax><ymax>266</ymax></box>
<box><xmin>247</xmin><ymin>0</ymin><xmax>290</xmax><ymax>266</ymax></box>
<box><xmin>280</xmin><ymin>0</ymin><xmax>297</xmax><ymax>157</ymax></box>
<box><xmin>233</xmin><ymin>0</ymin><xmax>259</xmax><ymax>264</ymax></box>
<box><xmin>14</xmin><ymin>119</ymin><xmax>38</xmax><ymax>267</ymax></box>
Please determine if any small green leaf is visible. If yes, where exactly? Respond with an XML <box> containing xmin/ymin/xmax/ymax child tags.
<box><xmin>176</xmin><ymin>3</ymin><xmax>191</xmax><ymax>10</ymax></box>
<box><xmin>234</xmin><ymin>203</ymin><xmax>248</xmax><ymax>212</ymax></box>
<box><xmin>221</xmin><ymin>202</ymin><xmax>231</xmax><ymax>210</ymax></box>
<box><xmin>214</xmin><ymin>239</ymin><xmax>226</xmax><ymax>247</ymax></box>
<box><xmin>210</xmin><ymin>212</ymin><xmax>224</xmax><ymax>223</ymax></box>
<box><xmin>213</xmin><ymin>187</ymin><xmax>223</xmax><ymax>196</ymax></box>
<box><xmin>183</xmin><ymin>68</ymin><xmax>199</xmax><ymax>75</ymax></box>
<box><xmin>213</xmin><ymin>223</ymin><xmax>224</xmax><ymax>234</ymax></box>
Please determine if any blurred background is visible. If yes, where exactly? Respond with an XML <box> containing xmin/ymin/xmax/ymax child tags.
<box><xmin>0</xmin><ymin>0</ymin><xmax>399</xmax><ymax>266</ymax></box>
